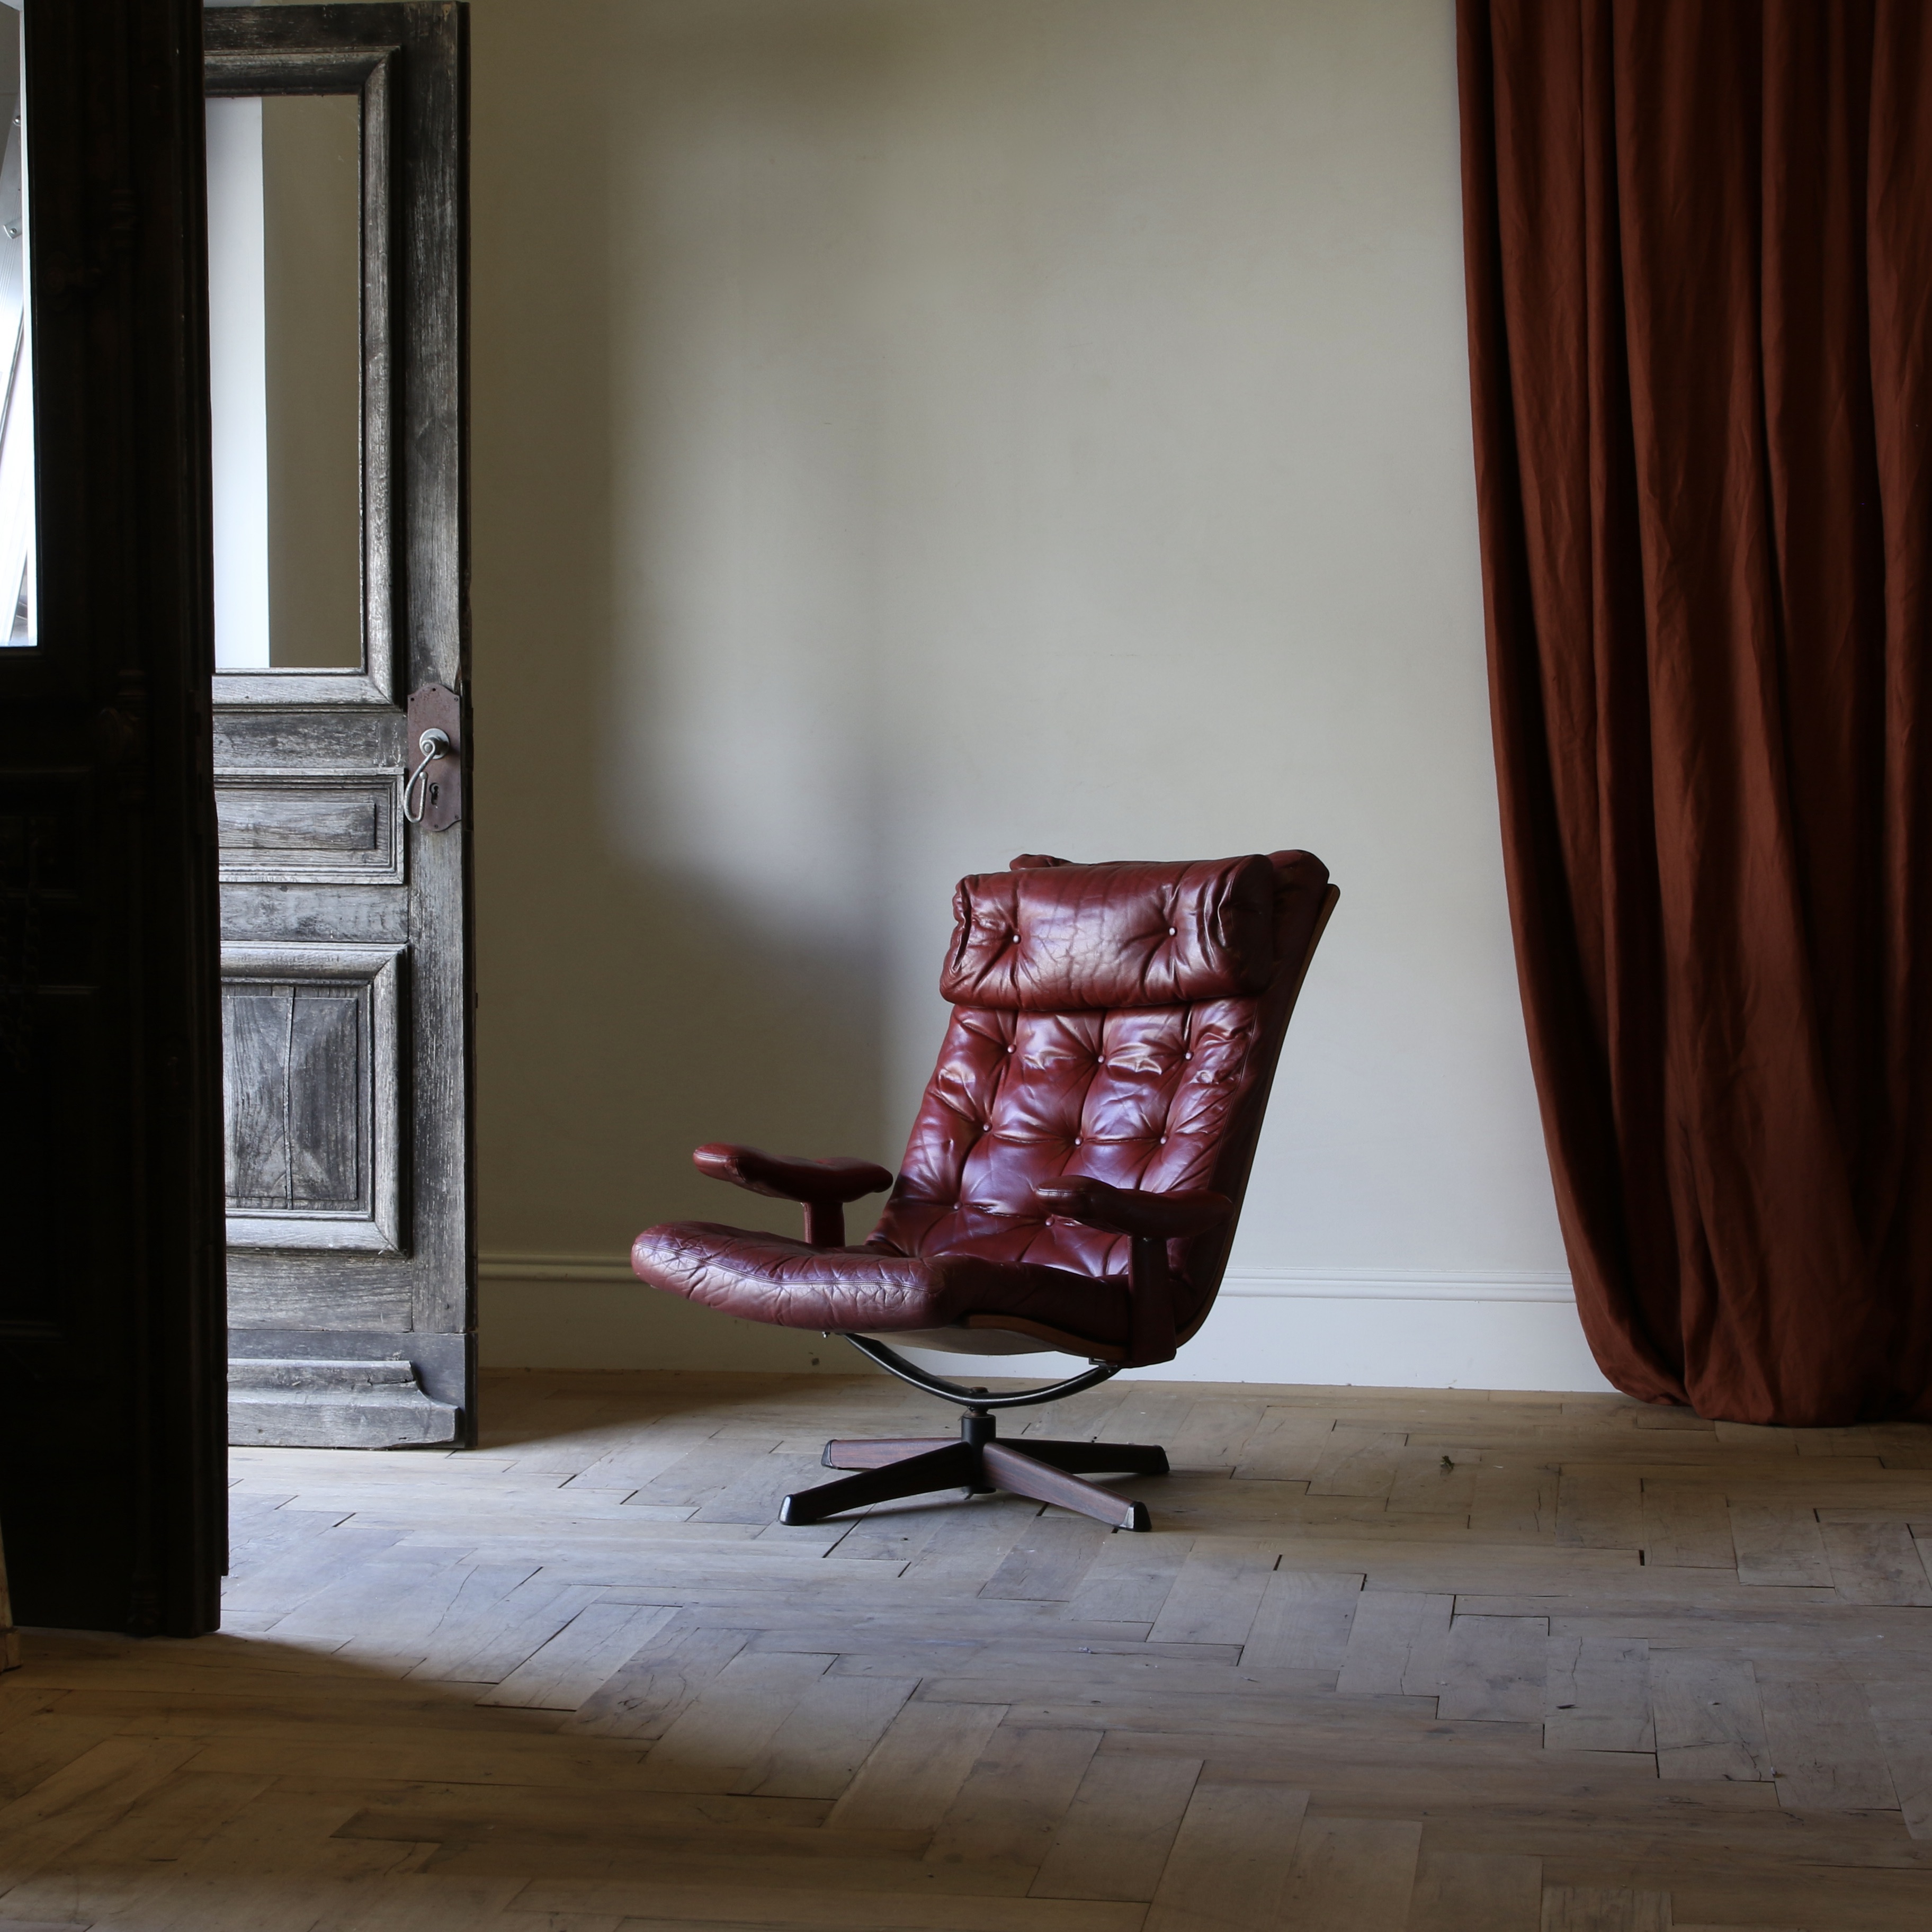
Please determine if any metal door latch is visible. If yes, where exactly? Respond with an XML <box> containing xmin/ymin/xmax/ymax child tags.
<box><xmin>403</xmin><ymin>683</ymin><xmax>463</xmax><ymax>830</ymax></box>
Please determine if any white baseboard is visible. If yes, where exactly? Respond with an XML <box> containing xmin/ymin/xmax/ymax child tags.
<box><xmin>1221</xmin><ymin>1267</ymin><xmax>1573</xmax><ymax>1303</ymax></box>
<box><xmin>479</xmin><ymin>1253</ymin><xmax>1611</xmax><ymax>1392</ymax></box>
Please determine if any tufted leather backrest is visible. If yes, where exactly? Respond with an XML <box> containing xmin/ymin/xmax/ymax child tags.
<box><xmin>870</xmin><ymin>850</ymin><xmax>1334</xmax><ymax>1345</ymax></box>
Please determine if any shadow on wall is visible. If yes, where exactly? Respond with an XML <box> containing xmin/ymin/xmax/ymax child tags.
<box><xmin>470</xmin><ymin>1</ymin><xmax>913</xmax><ymax>1268</ymax></box>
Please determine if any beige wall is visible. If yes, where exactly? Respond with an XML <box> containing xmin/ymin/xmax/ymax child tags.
<box><xmin>467</xmin><ymin>0</ymin><xmax>1598</xmax><ymax>1386</ymax></box>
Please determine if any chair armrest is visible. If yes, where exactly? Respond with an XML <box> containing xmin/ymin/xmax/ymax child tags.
<box><xmin>694</xmin><ymin>1144</ymin><xmax>893</xmax><ymax>1204</ymax></box>
<box><xmin>692</xmin><ymin>1143</ymin><xmax>894</xmax><ymax>1249</ymax></box>
<box><xmin>1032</xmin><ymin>1177</ymin><xmax>1232</xmax><ymax>1369</ymax></box>
<box><xmin>1031</xmin><ymin>1177</ymin><xmax>1232</xmax><ymax>1241</ymax></box>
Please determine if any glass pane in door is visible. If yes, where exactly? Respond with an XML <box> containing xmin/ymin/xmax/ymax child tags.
<box><xmin>207</xmin><ymin>91</ymin><xmax>361</xmax><ymax>672</ymax></box>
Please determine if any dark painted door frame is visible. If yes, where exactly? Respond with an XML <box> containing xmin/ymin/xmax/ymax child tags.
<box><xmin>0</xmin><ymin>0</ymin><xmax>227</xmax><ymax>1635</ymax></box>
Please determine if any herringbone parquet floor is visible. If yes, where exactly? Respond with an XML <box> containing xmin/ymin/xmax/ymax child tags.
<box><xmin>4</xmin><ymin>1368</ymin><xmax>1932</xmax><ymax>1930</ymax></box>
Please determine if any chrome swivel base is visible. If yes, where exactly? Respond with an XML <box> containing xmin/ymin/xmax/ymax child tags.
<box><xmin>777</xmin><ymin>1337</ymin><xmax>1169</xmax><ymax>1532</ymax></box>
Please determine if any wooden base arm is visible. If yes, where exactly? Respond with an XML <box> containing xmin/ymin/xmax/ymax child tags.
<box><xmin>1009</xmin><ymin>1438</ymin><xmax>1169</xmax><ymax>1477</ymax></box>
<box><xmin>982</xmin><ymin>1444</ymin><xmax>1150</xmax><ymax>1532</ymax></box>
<box><xmin>778</xmin><ymin>1443</ymin><xmax>978</xmax><ymax>1523</ymax></box>
<box><xmin>823</xmin><ymin>1437</ymin><xmax>952</xmax><ymax>1469</ymax></box>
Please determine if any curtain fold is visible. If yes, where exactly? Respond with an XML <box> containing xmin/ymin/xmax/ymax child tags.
<box><xmin>1457</xmin><ymin>0</ymin><xmax>1932</xmax><ymax>1424</ymax></box>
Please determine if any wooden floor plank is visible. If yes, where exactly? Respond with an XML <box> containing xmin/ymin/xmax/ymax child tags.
<box><xmin>0</xmin><ymin>1713</ymin><xmax>128</xmax><ymax>1806</ymax></box>
<box><xmin>1403</xmin><ymin>1848</ymin><xmax>1541</xmax><ymax>1931</ymax></box>
<box><xmin>1061</xmin><ymin>1529</ymin><xmax>1192</xmax><ymax>1626</ymax></box>
<box><xmin>1279</xmin><ymin>1815</ymin><xmax>1421</xmax><ymax>1930</ymax></box>
<box><xmin>0</xmin><ymin>1738</ymin><xmax>204</xmax><ymax>1895</ymax></box>
<box><xmin>737</xmin><ymin>1672</ymin><xmax>919</xmax><ymax>1800</ymax></box>
<box><xmin>1727</xmin><ymin>1499</ymin><xmax>1831</xmax><ymax>1588</ymax></box>
<box><xmin>1649</xmin><ymin>1651</ymin><xmax>1772</xmax><ymax>1783</ymax></box>
<box><xmin>480</xmin><ymin>1603</ymin><xmax>681</xmax><ymax>1711</ymax></box>
<box><xmin>1468</xmin><ymin>1463</ymin><xmax>1559</xmax><ymax>1541</ymax></box>
<box><xmin>1087</xmin><ymin>1390</ymin><xmax>1200</xmax><ymax>1464</ymax></box>
<box><xmin>1544</xmin><ymin>1637</ymin><xmax>1653</xmax><ymax>1754</ymax></box>
<box><xmin>626</xmin><ymin>1442</ymin><xmax>785</xmax><ymax>1511</ymax></box>
<box><xmin>925</xmin><ymin>1722</ymin><xmax>1103</xmax><ymax>1872</ymax></box>
<box><xmin>1028</xmin><ymin>1753</ymin><xmax>1201</xmax><ymax>1901</ymax></box>
<box><xmin>1229</xmin><ymin>1409</ymin><xmax>1334</xmax><ymax>1483</ymax></box>
<box><xmin>828</xmin><ymin>1507</ymin><xmax>956</xmax><ymax>1569</ymax></box>
<box><xmin>632</xmin><ymin>1651</ymin><xmax>837</xmax><ymax>1793</ymax></box>
<box><xmin>980</xmin><ymin>1519</ymin><xmax>1110</xmax><ymax>1605</ymax></box>
<box><xmin>158</xmin><ymin>1777</ymin><xmax>437</xmax><ymax>1882</ymax></box>
<box><xmin>507</xmin><ymin>1877</ymin><xmax>1146</xmax><ymax>1929</ymax></box>
<box><xmin>1420</xmin><ymin>1616</ymin><xmax>1549</xmax><ymax>1722</ymax></box>
<box><xmin>562</xmin><ymin>1622</ymin><xmax>752</xmax><ymax>1741</ymax></box>
<box><xmin>1142</xmin><ymin>1781</ymin><xmax>1309</xmax><ymax>1932</ymax></box>
<box><xmin>225</xmin><ymin>1543</ymin><xmax>449</xmax><ymax>1633</ymax></box>
<box><xmin>48</xmin><ymin>1767</ymin><xmax>273</xmax><ymax>1872</ymax></box>
<box><xmin>1713</xmin><ymin>1420</ymin><xmax>1800</xmax><ymax>1455</ymax></box>
<box><xmin>1165</xmin><ymin>1399</ymin><xmax>1269</xmax><ymax>1473</ymax></box>
<box><xmin>826</xmin><ymin>1698</ymin><xmax>1009</xmax><ymax>1834</ymax></box>
<box><xmin>1866</xmin><ymin>1680</ymin><xmax>1932</xmax><ymax>1839</ymax></box>
<box><xmin>1308</xmin><ymin>1429</ymin><xmax>1407</xmax><ymax>1500</ymax></box>
<box><xmin>1666</xmin><ymin>1866</ymin><xmax>1932</xmax><ymax>1932</ymax></box>
<box><xmin>405</xmin><ymin>1576</ymin><xmax>608</xmax><ymax>1686</ymax></box>
<box><xmin>691</xmin><ymin>1452</ymin><xmax>838</xmax><ymax>1526</ymax></box>
<box><xmin>1822</xmin><ymin>1519</ymin><xmax>1932</xmax><ymax>1605</ymax></box>
<box><xmin>1146</xmin><ymin>1541</ymin><xmax>1277</xmax><ymax>1647</ymax></box>
<box><xmin>1556</xmin><ymin>1470</ymin><xmax>1643</xmax><ymax>1550</ymax></box>
<box><xmin>1239</xmin><ymin>1568</ymin><xmax>1362</xmax><ymax>1672</ymax></box>
<box><xmin>1538</xmin><ymin>1886</ymin><xmax>1671</xmax><ymax>1931</ymax></box>
<box><xmin>1335</xmin><ymin>1593</ymin><xmax>1453</xmax><ymax>1696</ymax></box>
<box><xmin>1386</xmin><ymin>1450</ymin><xmax>1477</xmax><ymax>1520</ymax></box>
<box><xmin>900</xmin><ymin>1503</ymin><xmax>1050</xmax><ymax>1590</ymax></box>
<box><xmin>1640</xmin><ymin>1482</ymin><xmax>1737</xmax><ymax>1570</ymax></box>
<box><xmin>1756</xmin><ymin>1675</ymin><xmax>1899</xmax><ymax>1812</ymax></box>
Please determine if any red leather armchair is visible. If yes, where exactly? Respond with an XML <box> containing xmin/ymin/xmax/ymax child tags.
<box><xmin>633</xmin><ymin>850</ymin><xmax>1336</xmax><ymax>1531</ymax></box>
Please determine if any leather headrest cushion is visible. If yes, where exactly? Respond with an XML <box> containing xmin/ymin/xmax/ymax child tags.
<box><xmin>941</xmin><ymin>855</ymin><xmax>1277</xmax><ymax>1010</ymax></box>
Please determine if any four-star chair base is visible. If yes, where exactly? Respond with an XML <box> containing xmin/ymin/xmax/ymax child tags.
<box><xmin>776</xmin><ymin>1336</ymin><xmax>1170</xmax><ymax>1533</ymax></box>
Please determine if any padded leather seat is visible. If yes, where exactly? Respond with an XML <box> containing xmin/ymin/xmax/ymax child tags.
<box><xmin>634</xmin><ymin>1221</ymin><xmax>1140</xmax><ymax>1356</ymax></box>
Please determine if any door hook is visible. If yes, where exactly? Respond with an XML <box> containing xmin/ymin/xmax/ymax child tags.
<box><xmin>401</xmin><ymin>728</ymin><xmax>451</xmax><ymax>824</ymax></box>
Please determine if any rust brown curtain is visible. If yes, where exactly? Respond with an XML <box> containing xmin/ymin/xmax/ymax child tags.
<box><xmin>1457</xmin><ymin>1</ymin><xmax>1932</xmax><ymax>1424</ymax></box>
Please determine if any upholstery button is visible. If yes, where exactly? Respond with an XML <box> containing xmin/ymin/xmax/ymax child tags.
<box><xmin>1168</xmin><ymin>927</ymin><xmax>1175</xmax><ymax>936</ymax></box>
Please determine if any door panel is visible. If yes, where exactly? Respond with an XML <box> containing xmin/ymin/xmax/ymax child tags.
<box><xmin>207</xmin><ymin>5</ymin><xmax>471</xmax><ymax>1448</ymax></box>
<box><xmin>216</xmin><ymin>775</ymin><xmax>404</xmax><ymax>885</ymax></box>
<box><xmin>221</xmin><ymin>942</ymin><xmax>404</xmax><ymax>1252</ymax></box>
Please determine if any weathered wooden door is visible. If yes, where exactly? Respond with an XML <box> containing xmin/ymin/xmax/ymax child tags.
<box><xmin>207</xmin><ymin>5</ymin><xmax>473</xmax><ymax>1448</ymax></box>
